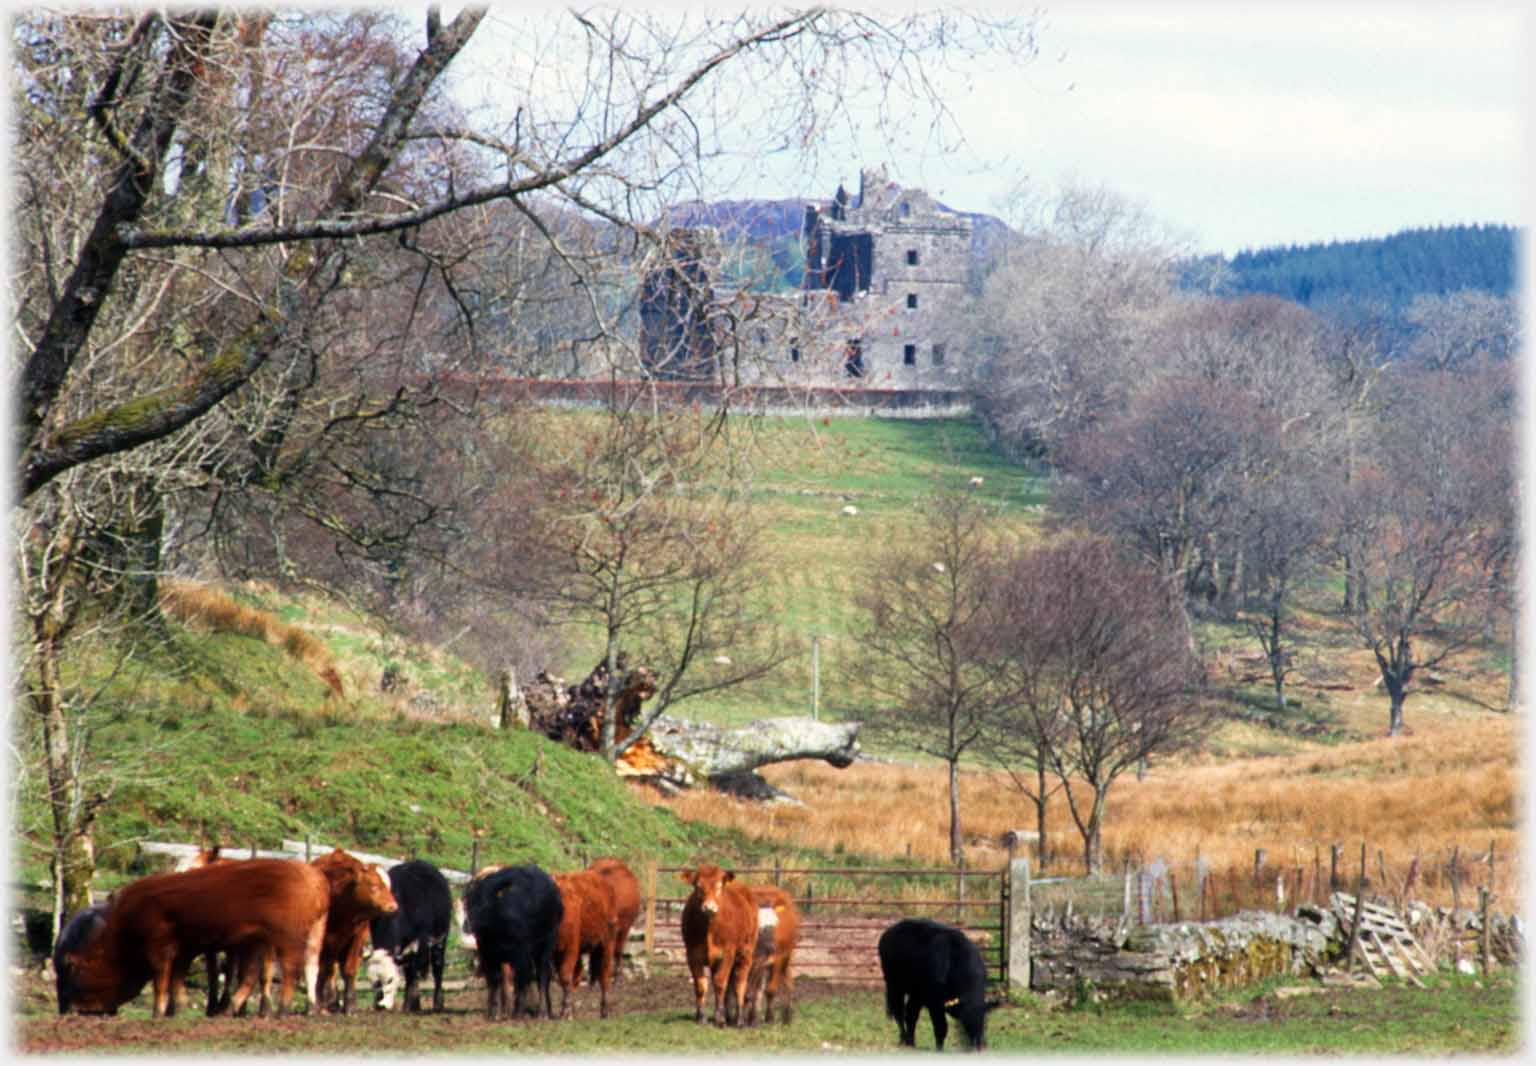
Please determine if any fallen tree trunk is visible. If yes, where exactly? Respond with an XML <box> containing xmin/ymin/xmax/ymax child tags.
<box><xmin>645</xmin><ymin>714</ymin><xmax>860</xmax><ymax>775</ymax></box>
<box><xmin>617</xmin><ymin>714</ymin><xmax>862</xmax><ymax>802</ymax></box>
<box><xmin>523</xmin><ymin>659</ymin><xmax>861</xmax><ymax>800</ymax></box>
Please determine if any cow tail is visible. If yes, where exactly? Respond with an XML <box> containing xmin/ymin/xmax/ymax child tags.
<box><xmin>303</xmin><ymin>914</ymin><xmax>326</xmax><ymax>1010</ymax></box>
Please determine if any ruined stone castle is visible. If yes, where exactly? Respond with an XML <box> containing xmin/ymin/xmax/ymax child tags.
<box><xmin>638</xmin><ymin>165</ymin><xmax>978</xmax><ymax>393</ymax></box>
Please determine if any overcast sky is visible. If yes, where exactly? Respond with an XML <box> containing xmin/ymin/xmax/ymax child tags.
<box><xmin>454</xmin><ymin>3</ymin><xmax>1524</xmax><ymax>257</ymax></box>
<box><xmin>926</xmin><ymin>3</ymin><xmax>1527</xmax><ymax>255</ymax></box>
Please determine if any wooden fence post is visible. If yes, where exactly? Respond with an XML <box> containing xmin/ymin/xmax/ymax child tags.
<box><xmin>1007</xmin><ymin>858</ymin><xmax>1031</xmax><ymax>995</ymax></box>
<box><xmin>1330</xmin><ymin>843</ymin><xmax>1343</xmax><ymax>892</ymax></box>
<box><xmin>1345</xmin><ymin>843</ymin><xmax>1367</xmax><ymax>972</ymax></box>
<box><xmin>1479</xmin><ymin>887</ymin><xmax>1492</xmax><ymax>977</ymax></box>
<box><xmin>471</xmin><ymin>838</ymin><xmax>480</xmax><ymax>877</ymax></box>
<box><xmin>644</xmin><ymin>860</ymin><xmax>658</xmax><ymax>960</ymax></box>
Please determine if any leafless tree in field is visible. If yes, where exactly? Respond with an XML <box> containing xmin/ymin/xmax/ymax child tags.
<box><xmin>847</xmin><ymin>491</ymin><xmax>1008</xmax><ymax>865</ymax></box>
<box><xmin>987</xmin><ymin>537</ymin><xmax>1208</xmax><ymax>875</ymax></box>
<box><xmin>1341</xmin><ymin>363</ymin><xmax>1515</xmax><ymax>736</ymax></box>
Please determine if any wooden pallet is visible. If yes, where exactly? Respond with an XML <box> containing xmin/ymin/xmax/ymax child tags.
<box><xmin>1331</xmin><ymin>892</ymin><xmax>1434</xmax><ymax>986</ymax></box>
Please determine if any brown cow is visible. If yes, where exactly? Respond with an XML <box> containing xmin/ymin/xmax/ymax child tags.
<box><xmin>587</xmin><ymin>858</ymin><xmax>641</xmax><ymax>981</ymax></box>
<box><xmin>744</xmin><ymin>884</ymin><xmax>801</xmax><ymax>1025</ymax></box>
<box><xmin>551</xmin><ymin>870</ymin><xmax>620</xmax><ymax>1019</ymax></box>
<box><xmin>679</xmin><ymin>864</ymin><xmax>758</xmax><ymax>1027</ymax></box>
<box><xmin>55</xmin><ymin>858</ymin><xmax>330</xmax><ymax>1018</ymax></box>
<box><xmin>311</xmin><ymin>849</ymin><xmax>398</xmax><ymax>1014</ymax></box>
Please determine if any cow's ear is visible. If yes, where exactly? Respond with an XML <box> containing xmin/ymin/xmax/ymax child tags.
<box><xmin>724</xmin><ymin>870</ymin><xmax>736</xmax><ymax>883</ymax></box>
<box><xmin>678</xmin><ymin>869</ymin><xmax>694</xmax><ymax>884</ymax></box>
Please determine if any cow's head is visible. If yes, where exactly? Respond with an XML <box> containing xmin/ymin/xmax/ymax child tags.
<box><xmin>358</xmin><ymin>864</ymin><xmax>399</xmax><ymax>914</ymax></box>
<box><xmin>366</xmin><ymin>947</ymin><xmax>404</xmax><ymax>1011</ymax></box>
<box><xmin>944</xmin><ymin>995</ymin><xmax>1001</xmax><ymax>1051</ymax></box>
<box><xmin>679</xmin><ymin>864</ymin><xmax>735</xmax><ymax>914</ymax></box>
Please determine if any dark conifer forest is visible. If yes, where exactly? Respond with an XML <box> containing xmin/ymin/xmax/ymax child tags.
<box><xmin>1180</xmin><ymin>224</ymin><xmax>1519</xmax><ymax>310</ymax></box>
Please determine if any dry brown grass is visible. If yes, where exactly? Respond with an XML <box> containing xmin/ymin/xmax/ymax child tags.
<box><xmin>160</xmin><ymin>580</ymin><xmax>344</xmax><ymax>698</ymax></box>
<box><xmin>643</xmin><ymin>713</ymin><xmax>1520</xmax><ymax>912</ymax></box>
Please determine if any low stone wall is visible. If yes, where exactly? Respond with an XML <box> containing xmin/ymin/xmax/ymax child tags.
<box><xmin>1030</xmin><ymin>910</ymin><xmax>1332</xmax><ymax>1002</ymax></box>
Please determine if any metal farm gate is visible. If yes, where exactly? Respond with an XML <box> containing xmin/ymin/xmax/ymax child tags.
<box><xmin>641</xmin><ymin>863</ymin><xmax>1010</xmax><ymax>990</ymax></box>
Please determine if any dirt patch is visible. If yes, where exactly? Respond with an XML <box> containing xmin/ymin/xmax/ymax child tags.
<box><xmin>12</xmin><ymin>964</ymin><xmax>864</xmax><ymax>1054</ymax></box>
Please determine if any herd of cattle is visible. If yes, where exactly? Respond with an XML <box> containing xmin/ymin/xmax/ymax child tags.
<box><xmin>49</xmin><ymin>847</ymin><xmax>999</xmax><ymax>1051</ymax></box>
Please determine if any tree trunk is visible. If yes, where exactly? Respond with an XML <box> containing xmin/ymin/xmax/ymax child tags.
<box><xmin>599</xmin><ymin>628</ymin><xmax>621</xmax><ymax>763</ymax></box>
<box><xmin>1035</xmin><ymin>755</ymin><xmax>1050</xmax><ymax>871</ymax></box>
<box><xmin>1387</xmin><ymin>685</ymin><xmax>1407</xmax><ymax>737</ymax></box>
<box><xmin>1507</xmin><ymin>607</ymin><xmax>1519</xmax><ymax>712</ymax></box>
<box><xmin>32</xmin><ymin>625</ymin><xmax>96</xmax><ymax>925</ymax></box>
<box><xmin>948</xmin><ymin>757</ymin><xmax>963</xmax><ymax>866</ymax></box>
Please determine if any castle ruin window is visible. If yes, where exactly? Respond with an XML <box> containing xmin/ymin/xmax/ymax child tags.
<box><xmin>906</xmin><ymin>293</ymin><xmax>918</xmax><ymax>310</ymax></box>
<box><xmin>790</xmin><ymin>344</ymin><xmax>801</xmax><ymax>362</ymax></box>
<box><xmin>932</xmin><ymin>342</ymin><xmax>946</xmax><ymax>366</ymax></box>
<box><xmin>903</xmin><ymin>344</ymin><xmax>917</xmax><ymax>365</ymax></box>
<box><xmin>906</xmin><ymin>249</ymin><xmax>919</xmax><ymax>266</ymax></box>
<box><xmin>899</xmin><ymin>201</ymin><xmax>911</xmax><ymax>218</ymax></box>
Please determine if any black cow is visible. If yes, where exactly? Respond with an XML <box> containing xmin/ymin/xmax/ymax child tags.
<box><xmin>53</xmin><ymin>903</ymin><xmax>110</xmax><ymax>1015</ymax></box>
<box><xmin>877</xmin><ymin>917</ymin><xmax>998</xmax><ymax>1051</ymax></box>
<box><xmin>463</xmin><ymin>864</ymin><xmax>564</xmax><ymax>1020</ymax></box>
<box><xmin>367</xmin><ymin>860</ymin><xmax>452</xmax><ymax>1012</ymax></box>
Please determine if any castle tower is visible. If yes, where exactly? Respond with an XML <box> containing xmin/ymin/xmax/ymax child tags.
<box><xmin>800</xmin><ymin>165</ymin><xmax>974</xmax><ymax>386</ymax></box>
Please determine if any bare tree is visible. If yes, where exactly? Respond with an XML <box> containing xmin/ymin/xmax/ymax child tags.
<box><xmin>1402</xmin><ymin>290</ymin><xmax>1518</xmax><ymax>371</ymax></box>
<box><xmin>847</xmin><ymin>491</ymin><xmax>1006</xmax><ymax>865</ymax></box>
<box><xmin>506</xmin><ymin>398</ymin><xmax>788</xmax><ymax>763</ymax></box>
<box><xmin>975</xmin><ymin>181</ymin><xmax>1184</xmax><ymax>459</ymax></box>
<box><xmin>1343</xmin><ymin>365</ymin><xmax>1514</xmax><ymax>736</ymax></box>
<box><xmin>989</xmin><ymin>537</ymin><xmax>1208</xmax><ymax>875</ymax></box>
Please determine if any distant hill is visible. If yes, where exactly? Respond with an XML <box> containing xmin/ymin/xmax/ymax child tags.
<box><xmin>1180</xmin><ymin>224</ymin><xmax>1520</xmax><ymax>310</ymax></box>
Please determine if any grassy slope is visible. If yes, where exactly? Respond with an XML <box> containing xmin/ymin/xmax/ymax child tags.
<box><xmin>14</xmin><ymin>412</ymin><xmax>1515</xmax><ymax>892</ymax></box>
<box><xmin>10</xmin><ymin>415</ymin><xmax>1048</xmax><ymax>892</ymax></box>
<box><xmin>670</xmin><ymin>415</ymin><xmax>1050</xmax><ymax>727</ymax></box>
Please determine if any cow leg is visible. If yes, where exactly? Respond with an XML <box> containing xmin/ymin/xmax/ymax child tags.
<box><xmin>163</xmin><ymin>954</ymin><xmax>193</xmax><ymax>1018</ymax></box>
<box><xmin>555</xmin><ymin>946</ymin><xmax>577</xmax><ymax>1020</ymax></box>
<box><xmin>743</xmin><ymin>958</ymin><xmax>764</xmax><ymax>1027</ymax></box>
<box><xmin>202</xmin><ymin>952</ymin><xmax>223</xmax><ymax>1016</ymax></box>
<box><xmin>709</xmin><ymin>959</ymin><xmax>730</xmax><ymax>1027</ymax></box>
<box><xmin>226</xmin><ymin>950</ymin><xmax>258</xmax><ymax>1017</ymax></box>
<box><xmin>263</xmin><ymin>951</ymin><xmax>280</xmax><ymax>1017</ymax></box>
<box><xmin>430</xmin><ymin>938</ymin><xmax>446</xmax><ymax>1013</ymax></box>
<box><xmin>899</xmin><ymin>997</ymin><xmax>921</xmax><ymax>1046</ymax></box>
<box><xmin>485</xmin><ymin>960</ymin><xmax>504</xmax><ymax>1020</ymax></box>
<box><xmin>776</xmin><ymin>958</ymin><xmax>795</xmax><ymax>1024</ymax></box>
<box><xmin>927</xmin><ymin>999</ymin><xmax>949</xmax><ymax>1051</ymax></box>
<box><xmin>403</xmin><ymin>950</ymin><xmax>422</xmax><ymax>1013</ymax></box>
<box><xmin>148</xmin><ymin>949</ymin><xmax>176</xmax><ymax>1018</ymax></box>
<box><xmin>341</xmin><ymin>938</ymin><xmax>367</xmax><ymax>1015</ymax></box>
<box><xmin>540</xmin><ymin>955</ymin><xmax>557</xmax><ymax>1020</ymax></box>
<box><xmin>730</xmin><ymin>948</ymin><xmax>754</xmax><ymax>1029</ymax></box>
<box><xmin>596</xmin><ymin>943</ymin><xmax>615</xmax><ymax>1020</ymax></box>
<box><xmin>506</xmin><ymin>964</ymin><xmax>525</xmax><ymax>1026</ymax></box>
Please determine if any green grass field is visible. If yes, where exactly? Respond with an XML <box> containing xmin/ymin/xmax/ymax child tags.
<box><xmin>11</xmin><ymin>969</ymin><xmax>1519</xmax><ymax>1055</ymax></box>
